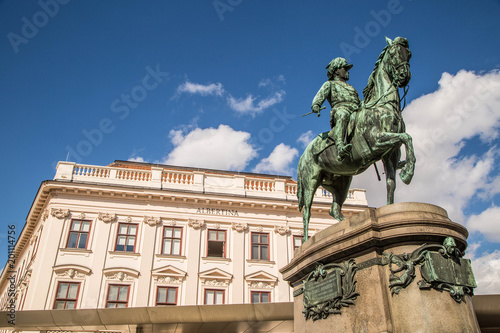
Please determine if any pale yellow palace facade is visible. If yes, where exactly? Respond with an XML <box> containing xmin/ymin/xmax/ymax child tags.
<box><xmin>0</xmin><ymin>160</ymin><xmax>369</xmax><ymax>331</ymax></box>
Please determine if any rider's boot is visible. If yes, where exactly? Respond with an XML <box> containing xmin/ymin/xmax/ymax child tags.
<box><xmin>334</xmin><ymin>119</ymin><xmax>351</xmax><ymax>161</ymax></box>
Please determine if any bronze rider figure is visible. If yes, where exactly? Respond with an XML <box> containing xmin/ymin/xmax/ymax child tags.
<box><xmin>311</xmin><ymin>57</ymin><xmax>361</xmax><ymax>161</ymax></box>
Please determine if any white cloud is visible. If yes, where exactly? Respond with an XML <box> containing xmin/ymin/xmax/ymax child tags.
<box><xmin>466</xmin><ymin>206</ymin><xmax>500</xmax><ymax>242</ymax></box>
<box><xmin>465</xmin><ymin>243</ymin><xmax>500</xmax><ymax>294</ymax></box>
<box><xmin>163</xmin><ymin>124</ymin><xmax>257</xmax><ymax>171</ymax></box>
<box><xmin>259</xmin><ymin>75</ymin><xmax>286</xmax><ymax>88</ymax></box>
<box><xmin>352</xmin><ymin>70</ymin><xmax>500</xmax><ymax>223</ymax></box>
<box><xmin>227</xmin><ymin>90</ymin><xmax>285</xmax><ymax>116</ymax></box>
<box><xmin>297</xmin><ymin>130</ymin><xmax>315</xmax><ymax>148</ymax></box>
<box><xmin>253</xmin><ymin>143</ymin><xmax>298</xmax><ymax>176</ymax></box>
<box><xmin>258</xmin><ymin>78</ymin><xmax>272</xmax><ymax>88</ymax></box>
<box><xmin>128</xmin><ymin>156</ymin><xmax>145</xmax><ymax>163</ymax></box>
<box><xmin>176</xmin><ymin>81</ymin><xmax>224</xmax><ymax>96</ymax></box>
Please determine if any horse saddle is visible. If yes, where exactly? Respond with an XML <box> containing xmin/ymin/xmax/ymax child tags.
<box><xmin>311</xmin><ymin>112</ymin><xmax>359</xmax><ymax>161</ymax></box>
<box><xmin>311</xmin><ymin>131</ymin><xmax>335</xmax><ymax>161</ymax></box>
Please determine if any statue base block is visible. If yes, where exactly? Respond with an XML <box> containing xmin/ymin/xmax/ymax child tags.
<box><xmin>280</xmin><ymin>202</ymin><xmax>480</xmax><ymax>333</ymax></box>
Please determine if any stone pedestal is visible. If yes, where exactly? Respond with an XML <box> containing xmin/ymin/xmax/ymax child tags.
<box><xmin>280</xmin><ymin>202</ymin><xmax>480</xmax><ymax>333</ymax></box>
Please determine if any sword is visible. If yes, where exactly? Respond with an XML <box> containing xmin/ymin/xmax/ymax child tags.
<box><xmin>302</xmin><ymin>106</ymin><xmax>326</xmax><ymax>117</ymax></box>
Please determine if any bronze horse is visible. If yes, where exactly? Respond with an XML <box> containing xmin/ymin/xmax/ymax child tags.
<box><xmin>297</xmin><ymin>37</ymin><xmax>415</xmax><ymax>241</ymax></box>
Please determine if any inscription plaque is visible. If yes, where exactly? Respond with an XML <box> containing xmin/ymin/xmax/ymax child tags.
<box><xmin>385</xmin><ymin>237</ymin><xmax>477</xmax><ymax>302</ymax></box>
<box><xmin>304</xmin><ymin>270</ymin><xmax>341</xmax><ymax>307</ymax></box>
<box><xmin>299</xmin><ymin>259</ymin><xmax>358</xmax><ymax>321</ymax></box>
<box><xmin>421</xmin><ymin>252</ymin><xmax>476</xmax><ymax>288</ymax></box>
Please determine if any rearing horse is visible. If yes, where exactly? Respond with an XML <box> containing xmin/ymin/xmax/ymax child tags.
<box><xmin>297</xmin><ymin>37</ymin><xmax>415</xmax><ymax>241</ymax></box>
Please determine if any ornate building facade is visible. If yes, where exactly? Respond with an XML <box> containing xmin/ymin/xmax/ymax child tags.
<box><xmin>0</xmin><ymin>160</ymin><xmax>368</xmax><ymax>315</ymax></box>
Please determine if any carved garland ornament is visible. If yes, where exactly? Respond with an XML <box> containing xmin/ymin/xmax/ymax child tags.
<box><xmin>155</xmin><ymin>276</ymin><xmax>183</xmax><ymax>284</ymax></box>
<box><xmin>41</xmin><ymin>209</ymin><xmax>49</xmax><ymax>221</ymax></box>
<box><xmin>232</xmin><ymin>222</ymin><xmax>248</xmax><ymax>233</ymax></box>
<box><xmin>107</xmin><ymin>272</ymin><xmax>134</xmax><ymax>281</ymax></box>
<box><xmin>274</xmin><ymin>224</ymin><xmax>290</xmax><ymax>236</ymax></box>
<box><xmin>51</xmin><ymin>208</ymin><xmax>70</xmax><ymax>219</ymax></box>
<box><xmin>188</xmin><ymin>219</ymin><xmax>204</xmax><ymax>229</ymax></box>
<box><xmin>202</xmin><ymin>279</ymin><xmax>230</xmax><ymax>287</ymax></box>
<box><xmin>55</xmin><ymin>269</ymin><xmax>88</xmax><ymax>279</ymax></box>
<box><xmin>98</xmin><ymin>212</ymin><xmax>117</xmax><ymax>223</ymax></box>
<box><xmin>384</xmin><ymin>237</ymin><xmax>476</xmax><ymax>303</ymax></box>
<box><xmin>248</xmin><ymin>281</ymin><xmax>275</xmax><ymax>289</ymax></box>
<box><xmin>143</xmin><ymin>216</ymin><xmax>162</xmax><ymax>226</ymax></box>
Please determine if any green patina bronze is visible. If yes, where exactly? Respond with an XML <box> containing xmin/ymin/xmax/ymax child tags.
<box><xmin>384</xmin><ymin>237</ymin><xmax>477</xmax><ymax>303</ymax></box>
<box><xmin>298</xmin><ymin>260</ymin><xmax>359</xmax><ymax>321</ymax></box>
<box><xmin>298</xmin><ymin>37</ymin><xmax>415</xmax><ymax>241</ymax></box>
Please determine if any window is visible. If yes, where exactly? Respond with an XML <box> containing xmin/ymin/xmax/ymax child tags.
<box><xmin>67</xmin><ymin>220</ymin><xmax>91</xmax><ymax>249</ymax></box>
<box><xmin>162</xmin><ymin>227</ymin><xmax>182</xmax><ymax>255</ymax></box>
<box><xmin>106</xmin><ymin>284</ymin><xmax>130</xmax><ymax>308</ymax></box>
<box><xmin>204</xmin><ymin>289</ymin><xmax>224</xmax><ymax>305</ymax></box>
<box><xmin>53</xmin><ymin>282</ymin><xmax>80</xmax><ymax>309</ymax></box>
<box><xmin>156</xmin><ymin>286</ymin><xmax>177</xmax><ymax>306</ymax></box>
<box><xmin>251</xmin><ymin>291</ymin><xmax>270</xmax><ymax>303</ymax></box>
<box><xmin>115</xmin><ymin>223</ymin><xmax>137</xmax><ymax>252</ymax></box>
<box><xmin>207</xmin><ymin>230</ymin><xmax>226</xmax><ymax>258</ymax></box>
<box><xmin>251</xmin><ymin>233</ymin><xmax>269</xmax><ymax>260</ymax></box>
<box><xmin>293</xmin><ymin>236</ymin><xmax>303</xmax><ymax>251</ymax></box>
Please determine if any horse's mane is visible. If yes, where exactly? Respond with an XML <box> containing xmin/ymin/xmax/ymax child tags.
<box><xmin>362</xmin><ymin>44</ymin><xmax>390</xmax><ymax>102</ymax></box>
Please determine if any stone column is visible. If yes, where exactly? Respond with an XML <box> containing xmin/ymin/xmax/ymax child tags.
<box><xmin>280</xmin><ymin>203</ymin><xmax>480</xmax><ymax>333</ymax></box>
<box><xmin>231</xmin><ymin>223</ymin><xmax>247</xmax><ymax>303</ymax></box>
<box><xmin>25</xmin><ymin>209</ymin><xmax>68</xmax><ymax>309</ymax></box>
<box><xmin>135</xmin><ymin>218</ymin><xmax>159</xmax><ymax>306</ymax></box>
<box><xmin>184</xmin><ymin>219</ymin><xmax>204</xmax><ymax>305</ymax></box>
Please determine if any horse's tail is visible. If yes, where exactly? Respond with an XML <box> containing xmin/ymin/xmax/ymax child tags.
<box><xmin>297</xmin><ymin>154</ymin><xmax>306</xmax><ymax>212</ymax></box>
<box><xmin>297</xmin><ymin>175</ymin><xmax>304</xmax><ymax>212</ymax></box>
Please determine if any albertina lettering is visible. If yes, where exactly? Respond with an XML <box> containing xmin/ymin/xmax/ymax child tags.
<box><xmin>196</xmin><ymin>208</ymin><xmax>238</xmax><ymax>216</ymax></box>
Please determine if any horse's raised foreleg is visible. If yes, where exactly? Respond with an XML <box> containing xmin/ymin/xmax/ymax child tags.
<box><xmin>382</xmin><ymin>149</ymin><xmax>400</xmax><ymax>205</ymax></box>
<box><xmin>373</xmin><ymin>132</ymin><xmax>416</xmax><ymax>185</ymax></box>
<box><xmin>321</xmin><ymin>175</ymin><xmax>352</xmax><ymax>221</ymax></box>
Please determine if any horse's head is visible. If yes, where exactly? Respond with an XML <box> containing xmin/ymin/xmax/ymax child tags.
<box><xmin>385</xmin><ymin>36</ymin><xmax>412</xmax><ymax>88</ymax></box>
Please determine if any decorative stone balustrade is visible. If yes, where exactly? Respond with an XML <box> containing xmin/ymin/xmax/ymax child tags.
<box><xmin>54</xmin><ymin>162</ymin><xmax>367</xmax><ymax>205</ymax></box>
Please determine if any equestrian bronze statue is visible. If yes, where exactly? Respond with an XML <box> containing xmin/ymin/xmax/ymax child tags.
<box><xmin>298</xmin><ymin>37</ymin><xmax>415</xmax><ymax>241</ymax></box>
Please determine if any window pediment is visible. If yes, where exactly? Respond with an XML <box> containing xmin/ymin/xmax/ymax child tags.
<box><xmin>199</xmin><ymin>268</ymin><xmax>233</xmax><ymax>286</ymax></box>
<box><xmin>53</xmin><ymin>264</ymin><xmax>92</xmax><ymax>279</ymax></box>
<box><xmin>152</xmin><ymin>265</ymin><xmax>187</xmax><ymax>277</ymax></box>
<box><xmin>245</xmin><ymin>270</ymin><xmax>278</xmax><ymax>288</ymax></box>
<box><xmin>152</xmin><ymin>265</ymin><xmax>187</xmax><ymax>284</ymax></box>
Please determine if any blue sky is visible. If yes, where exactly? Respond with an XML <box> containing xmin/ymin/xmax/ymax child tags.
<box><xmin>1</xmin><ymin>0</ymin><xmax>499</xmax><ymax>293</ymax></box>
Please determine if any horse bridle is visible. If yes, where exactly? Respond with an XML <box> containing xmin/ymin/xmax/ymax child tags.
<box><xmin>364</xmin><ymin>43</ymin><xmax>410</xmax><ymax>111</ymax></box>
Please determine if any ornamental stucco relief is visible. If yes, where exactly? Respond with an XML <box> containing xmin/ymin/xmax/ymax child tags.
<box><xmin>232</xmin><ymin>222</ymin><xmax>248</xmax><ymax>233</ymax></box>
<box><xmin>274</xmin><ymin>224</ymin><xmax>290</xmax><ymax>236</ymax></box>
<box><xmin>143</xmin><ymin>216</ymin><xmax>162</xmax><ymax>226</ymax></box>
<box><xmin>188</xmin><ymin>219</ymin><xmax>204</xmax><ymax>229</ymax></box>
<box><xmin>41</xmin><ymin>209</ymin><xmax>49</xmax><ymax>221</ymax></box>
<box><xmin>50</xmin><ymin>208</ymin><xmax>70</xmax><ymax>219</ymax></box>
<box><xmin>248</xmin><ymin>281</ymin><xmax>275</xmax><ymax>289</ymax></box>
<box><xmin>56</xmin><ymin>269</ymin><xmax>87</xmax><ymax>279</ymax></box>
<box><xmin>202</xmin><ymin>279</ymin><xmax>229</xmax><ymax>287</ymax></box>
<box><xmin>155</xmin><ymin>276</ymin><xmax>183</xmax><ymax>284</ymax></box>
<box><xmin>98</xmin><ymin>212</ymin><xmax>117</xmax><ymax>223</ymax></box>
<box><xmin>107</xmin><ymin>272</ymin><xmax>133</xmax><ymax>281</ymax></box>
